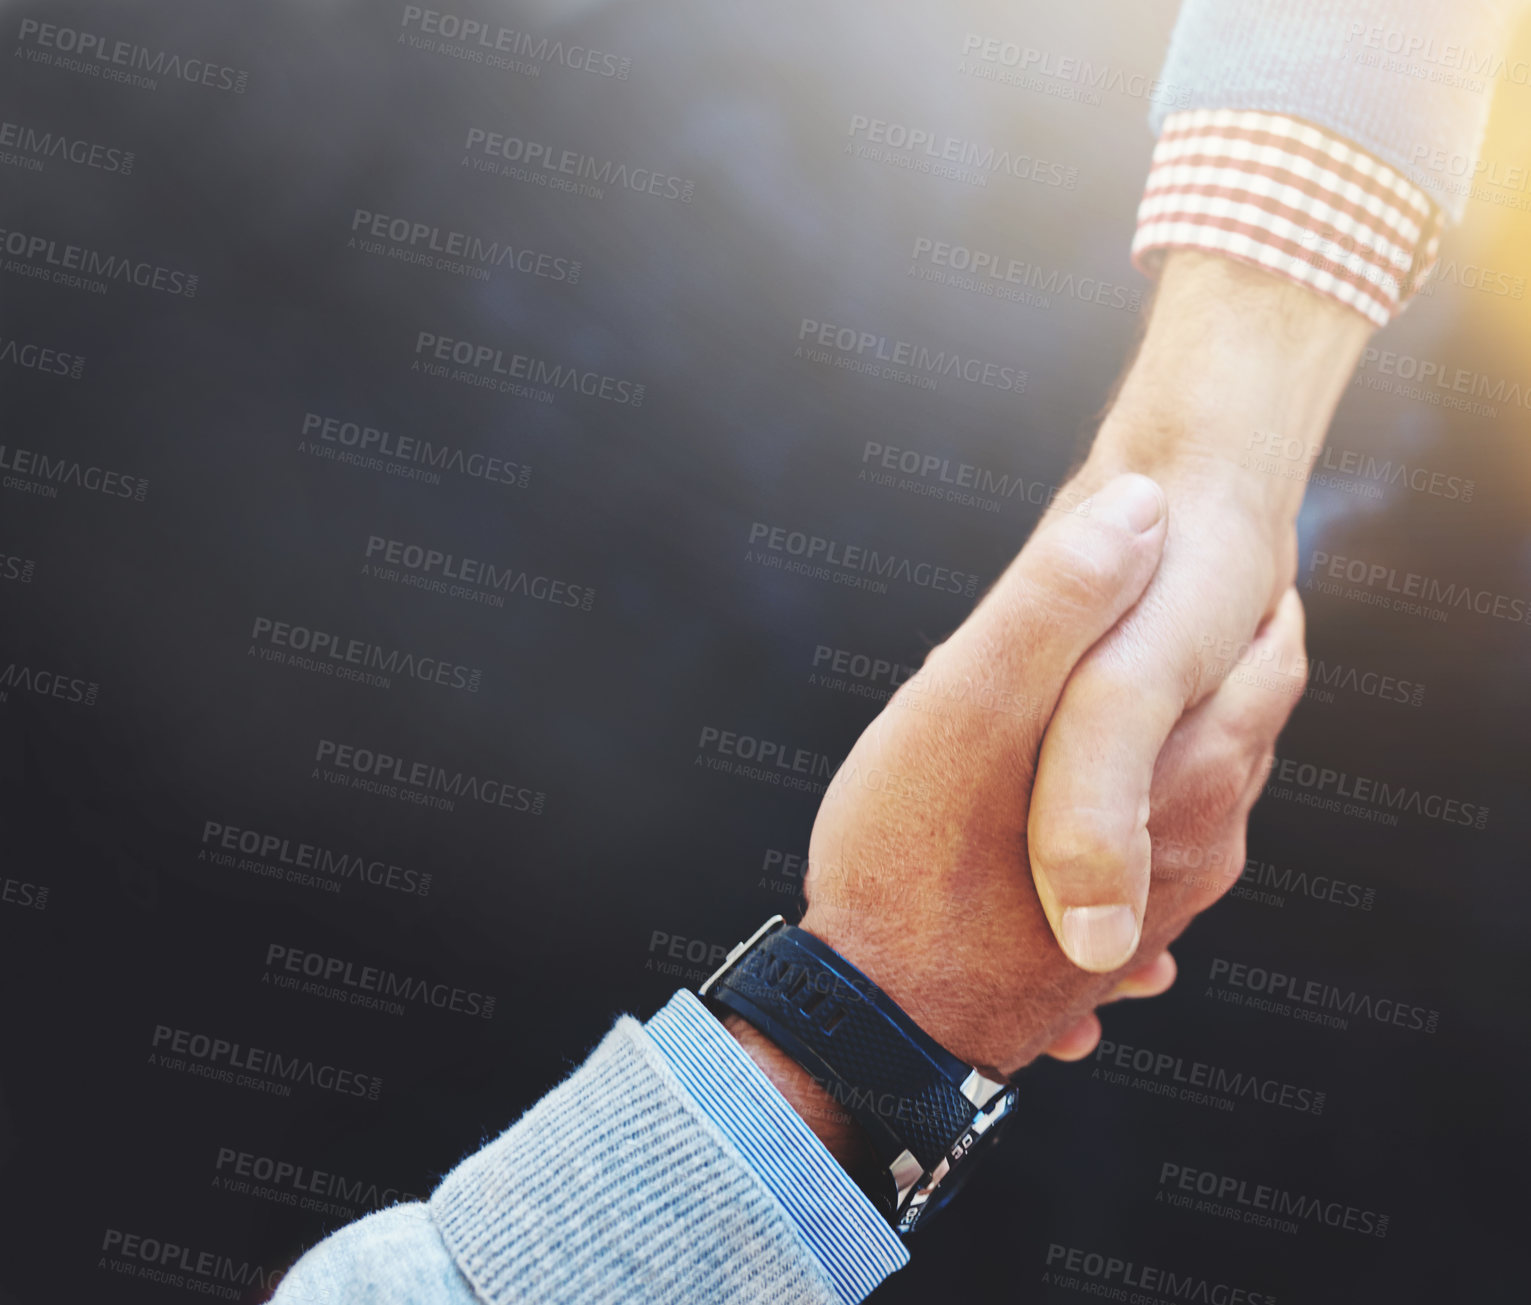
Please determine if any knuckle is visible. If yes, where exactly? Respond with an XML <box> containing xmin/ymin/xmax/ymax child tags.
<box><xmin>1217</xmin><ymin>689</ymin><xmax>1287</xmax><ymax>759</ymax></box>
<box><xmin>917</xmin><ymin>633</ymin><xmax>956</xmax><ymax>671</ymax></box>
<box><xmin>1034</xmin><ymin>532</ymin><xmax>1128</xmax><ymax>614</ymax></box>
<box><xmin>1072</xmin><ymin>1024</ymin><xmax>1103</xmax><ymax>1059</ymax></box>
<box><xmin>1161</xmin><ymin>732</ymin><xmax>1257</xmax><ymax>835</ymax></box>
<box><xmin>1275</xmin><ymin>528</ymin><xmax>1299</xmax><ymax>595</ymax></box>
<box><xmin>1219</xmin><ymin>830</ymin><xmax>1248</xmax><ymax>886</ymax></box>
<box><xmin>1084</xmin><ymin>649</ymin><xmax>1175</xmax><ymax>712</ymax></box>
<box><xmin>1188</xmin><ymin>639</ymin><xmax>1230</xmax><ymax>703</ymax></box>
<box><xmin>1201</xmin><ymin>735</ymin><xmax>1256</xmax><ymax>812</ymax></box>
<box><xmin>1243</xmin><ymin>749</ymin><xmax>1277</xmax><ymax>807</ymax></box>
<box><xmin>1031</xmin><ymin>806</ymin><xmax>1133</xmax><ymax>887</ymax></box>
<box><xmin>1212</xmin><ymin>713</ymin><xmax>1259</xmax><ymax>764</ymax></box>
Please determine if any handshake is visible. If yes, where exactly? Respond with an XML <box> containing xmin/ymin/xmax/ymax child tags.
<box><xmin>729</xmin><ymin>252</ymin><xmax>1376</xmax><ymax>1163</ymax></box>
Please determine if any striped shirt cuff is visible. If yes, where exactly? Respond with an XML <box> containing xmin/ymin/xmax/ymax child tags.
<box><xmin>1132</xmin><ymin>108</ymin><xmax>1444</xmax><ymax>328</ymax></box>
<box><xmin>644</xmin><ymin>990</ymin><xmax>908</xmax><ymax>1305</ymax></box>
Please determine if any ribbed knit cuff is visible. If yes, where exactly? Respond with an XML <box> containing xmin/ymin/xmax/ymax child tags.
<box><xmin>430</xmin><ymin>1018</ymin><xmax>844</xmax><ymax>1305</ymax></box>
<box><xmin>1145</xmin><ymin>0</ymin><xmax>1511</xmax><ymax>225</ymax></box>
<box><xmin>1133</xmin><ymin>109</ymin><xmax>1443</xmax><ymax>327</ymax></box>
<box><xmin>646</xmin><ymin>991</ymin><xmax>907</xmax><ymax>1304</ymax></box>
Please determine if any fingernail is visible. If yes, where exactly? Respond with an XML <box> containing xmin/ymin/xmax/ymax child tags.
<box><xmin>1060</xmin><ymin>904</ymin><xmax>1140</xmax><ymax>971</ymax></box>
<box><xmin>1098</xmin><ymin>473</ymin><xmax>1165</xmax><ymax>534</ymax></box>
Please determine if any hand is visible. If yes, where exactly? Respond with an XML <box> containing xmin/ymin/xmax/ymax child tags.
<box><xmin>1040</xmin><ymin>948</ymin><xmax>1179</xmax><ymax>1062</ymax></box>
<box><xmin>1026</xmin><ymin>250</ymin><xmax>1372</xmax><ymax>972</ymax></box>
<box><xmin>728</xmin><ymin>473</ymin><xmax>1307</xmax><ymax>1164</ymax></box>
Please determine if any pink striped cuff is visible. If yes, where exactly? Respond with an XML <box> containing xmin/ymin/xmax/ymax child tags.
<box><xmin>1132</xmin><ymin>108</ymin><xmax>1443</xmax><ymax>329</ymax></box>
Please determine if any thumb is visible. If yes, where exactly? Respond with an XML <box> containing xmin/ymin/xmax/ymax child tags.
<box><xmin>1026</xmin><ymin>537</ymin><xmax>1254</xmax><ymax>973</ymax></box>
<box><xmin>934</xmin><ymin>473</ymin><xmax>1169</xmax><ymax>741</ymax></box>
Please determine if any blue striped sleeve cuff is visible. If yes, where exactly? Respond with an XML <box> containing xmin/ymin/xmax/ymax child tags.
<box><xmin>644</xmin><ymin>989</ymin><xmax>909</xmax><ymax>1305</ymax></box>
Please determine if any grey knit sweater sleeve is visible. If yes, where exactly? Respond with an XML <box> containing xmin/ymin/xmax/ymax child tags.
<box><xmin>1150</xmin><ymin>0</ymin><xmax>1526</xmax><ymax>221</ymax></box>
<box><xmin>272</xmin><ymin>1017</ymin><xmax>842</xmax><ymax>1305</ymax></box>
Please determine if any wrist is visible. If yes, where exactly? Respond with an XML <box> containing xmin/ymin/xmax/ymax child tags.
<box><xmin>796</xmin><ymin>898</ymin><xmax>1092</xmax><ymax>1079</ymax></box>
<box><xmin>722</xmin><ymin>1012</ymin><xmax>879</xmax><ymax>1175</ymax></box>
<box><xmin>1094</xmin><ymin>251</ymin><xmax>1373</xmax><ymax>523</ymax></box>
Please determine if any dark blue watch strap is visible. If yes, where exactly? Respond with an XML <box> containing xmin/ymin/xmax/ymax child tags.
<box><xmin>701</xmin><ymin>922</ymin><xmax>982</xmax><ymax>1175</ymax></box>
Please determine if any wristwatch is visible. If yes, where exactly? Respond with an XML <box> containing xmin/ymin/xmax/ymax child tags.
<box><xmin>700</xmin><ymin>915</ymin><xmax>1019</xmax><ymax>1234</ymax></box>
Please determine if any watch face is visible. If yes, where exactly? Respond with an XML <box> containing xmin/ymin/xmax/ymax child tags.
<box><xmin>911</xmin><ymin>1089</ymin><xmax>1019</xmax><ymax>1230</ymax></box>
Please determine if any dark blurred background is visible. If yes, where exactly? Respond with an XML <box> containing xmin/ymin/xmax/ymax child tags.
<box><xmin>1</xmin><ymin>1</ymin><xmax>1528</xmax><ymax>1301</ymax></box>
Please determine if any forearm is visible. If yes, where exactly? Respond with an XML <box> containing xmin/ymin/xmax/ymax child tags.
<box><xmin>278</xmin><ymin>1013</ymin><xmax>869</xmax><ymax>1305</ymax></box>
<box><xmin>1080</xmin><ymin>250</ymin><xmax>1373</xmax><ymax>527</ymax></box>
